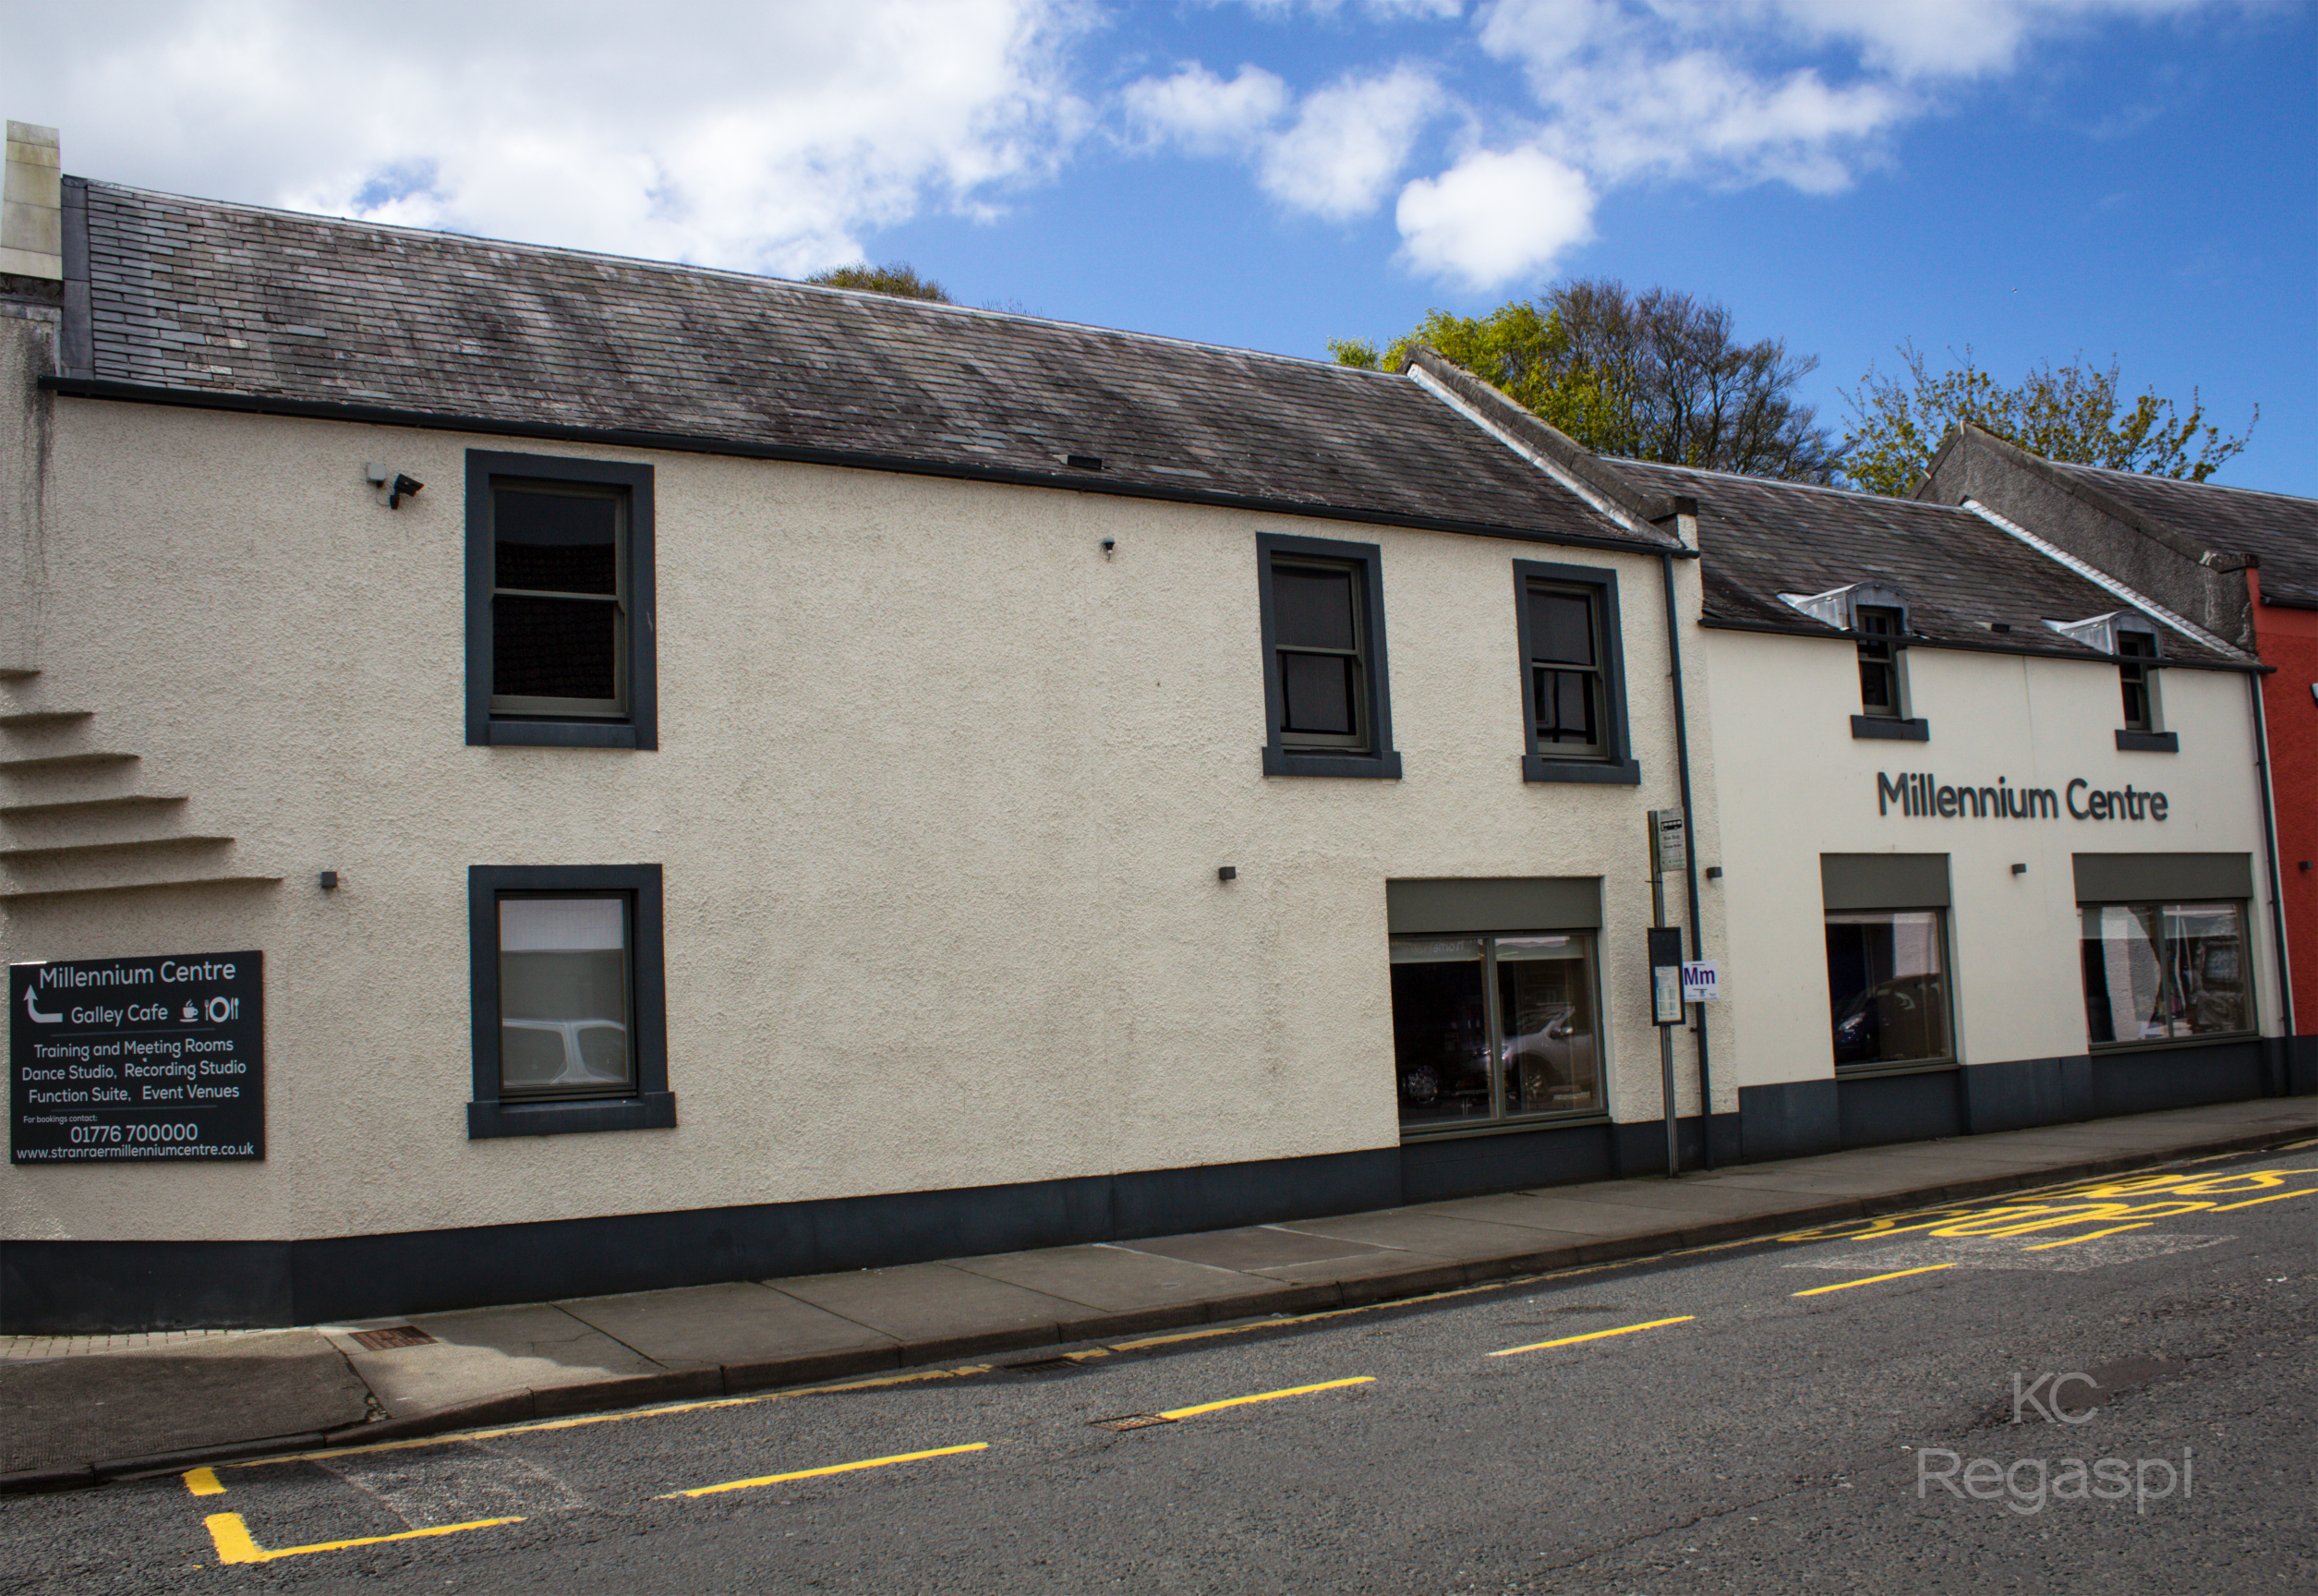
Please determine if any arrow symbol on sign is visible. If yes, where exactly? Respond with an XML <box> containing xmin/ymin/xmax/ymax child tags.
<box><xmin>23</xmin><ymin>986</ymin><xmax>61</xmax><ymax>1024</ymax></box>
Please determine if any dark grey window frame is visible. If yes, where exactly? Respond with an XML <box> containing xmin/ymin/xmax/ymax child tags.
<box><xmin>2114</xmin><ymin>630</ymin><xmax>2176</xmax><ymax>750</ymax></box>
<box><xmin>467</xmin><ymin>864</ymin><xmax>674</xmax><ymax>1139</ymax></box>
<box><xmin>1820</xmin><ymin>852</ymin><xmax>1957</xmax><ymax>1077</ymax></box>
<box><xmin>1848</xmin><ymin>604</ymin><xmax>1929</xmax><ymax>741</ymax></box>
<box><xmin>1512</xmin><ymin>560</ymin><xmax>1639</xmax><ymax>785</ymax></box>
<box><xmin>466</xmin><ymin>451</ymin><xmax>658</xmax><ymax>749</ymax></box>
<box><xmin>1255</xmin><ymin>532</ymin><xmax>1401</xmax><ymax>779</ymax></box>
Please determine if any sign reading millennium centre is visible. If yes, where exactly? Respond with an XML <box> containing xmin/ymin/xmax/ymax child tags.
<box><xmin>10</xmin><ymin>952</ymin><xmax>264</xmax><ymax>1163</ymax></box>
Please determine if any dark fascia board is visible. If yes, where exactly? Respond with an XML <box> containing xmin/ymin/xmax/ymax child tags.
<box><xmin>1926</xmin><ymin>422</ymin><xmax>2254</xmax><ymax>574</ymax></box>
<box><xmin>1395</xmin><ymin>348</ymin><xmax>1691</xmax><ymax>540</ymax></box>
<box><xmin>41</xmin><ymin>375</ymin><xmax>1696</xmax><ymax>561</ymax></box>
<box><xmin>1696</xmin><ymin>613</ymin><xmax>2269</xmax><ymax>674</ymax></box>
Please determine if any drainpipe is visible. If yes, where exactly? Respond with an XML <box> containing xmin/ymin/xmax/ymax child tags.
<box><xmin>1657</xmin><ymin>505</ymin><xmax>1715</xmax><ymax>1167</ymax></box>
<box><xmin>2248</xmin><ymin>669</ymin><xmax>2296</xmax><ymax>1066</ymax></box>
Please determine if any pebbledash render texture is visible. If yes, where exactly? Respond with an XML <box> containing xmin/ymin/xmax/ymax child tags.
<box><xmin>0</xmin><ymin>158</ymin><xmax>2306</xmax><ymax>1336</ymax></box>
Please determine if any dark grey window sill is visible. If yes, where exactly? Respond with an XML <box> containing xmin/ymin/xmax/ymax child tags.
<box><xmin>2114</xmin><ymin>730</ymin><xmax>2179</xmax><ymax>753</ymax></box>
<box><xmin>1523</xmin><ymin>756</ymin><xmax>1641</xmax><ymax>786</ymax></box>
<box><xmin>487</xmin><ymin>719</ymin><xmax>644</xmax><ymax>749</ymax></box>
<box><xmin>1832</xmin><ymin>1058</ymin><xmax>1958</xmax><ymax>1080</ymax></box>
<box><xmin>468</xmin><ymin>1092</ymin><xmax>678</xmax><ymax>1139</ymax></box>
<box><xmin>1401</xmin><ymin>1111</ymin><xmax>1613</xmax><ymax>1143</ymax></box>
<box><xmin>1262</xmin><ymin>748</ymin><xmax>1404</xmax><ymax>779</ymax></box>
<box><xmin>1851</xmin><ymin>715</ymin><xmax>1929</xmax><ymax>742</ymax></box>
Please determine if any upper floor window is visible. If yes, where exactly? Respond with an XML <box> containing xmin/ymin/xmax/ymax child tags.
<box><xmin>466</xmin><ymin>451</ymin><xmax>657</xmax><ymax>749</ymax></box>
<box><xmin>2119</xmin><ymin>630</ymin><xmax>2158</xmax><ymax>732</ymax></box>
<box><xmin>1256</xmin><ymin>533</ymin><xmax>1401</xmax><ymax>779</ymax></box>
<box><xmin>1514</xmin><ymin>560</ymin><xmax>1639</xmax><ymax>785</ymax></box>
<box><xmin>1855</xmin><ymin>605</ymin><xmax>1904</xmax><ymax>718</ymax></box>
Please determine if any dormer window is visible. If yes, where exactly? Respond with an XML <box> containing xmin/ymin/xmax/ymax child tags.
<box><xmin>2046</xmin><ymin>610</ymin><xmax>2174</xmax><ymax>751</ymax></box>
<box><xmin>2119</xmin><ymin>630</ymin><xmax>2158</xmax><ymax>732</ymax></box>
<box><xmin>1856</xmin><ymin>606</ymin><xmax>1904</xmax><ymax>719</ymax></box>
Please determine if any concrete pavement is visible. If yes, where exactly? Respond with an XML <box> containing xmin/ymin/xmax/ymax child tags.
<box><xmin>4</xmin><ymin>1094</ymin><xmax>2310</xmax><ymax>1493</ymax></box>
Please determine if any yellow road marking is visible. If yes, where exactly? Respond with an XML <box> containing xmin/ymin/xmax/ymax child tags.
<box><xmin>201</xmin><ymin>1511</ymin><xmax>523</xmax><ymax>1565</ymax></box>
<box><xmin>1488</xmin><ymin>1315</ymin><xmax>1696</xmax><ymax>1357</ymax></box>
<box><xmin>1792</xmin><ymin>1264</ymin><xmax>1956</xmax><ymax>1297</ymax></box>
<box><xmin>2025</xmin><ymin>1222</ymin><xmax>2155</xmax><ymax>1251</ymax></box>
<box><xmin>228</xmin><ymin>1362</ymin><xmax>997</xmax><ymax>1469</ymax></box>
<box><xmin>1156</xmin><ymin>1376</ymin><xmax>1375</xmax><ymax>1419</ymax></box>
<box><xmin>2209</xmin><ymin>1187</ymin><xmax>2318</xmax><ymax>1212</ymax></box>
<box><xmin>663</xmin><ymin>1442</ymin><xmax>989</xmax><ymax>1500</ymax></box>
<box><xmin>182</xmin><ymin>1467</ymin><xmax>224</xmax><ymax>1496</ymax></box>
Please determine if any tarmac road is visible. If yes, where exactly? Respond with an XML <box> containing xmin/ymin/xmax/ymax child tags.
<box><xmin>2</xmin><ymin>1144</ymin><xmax>2312</xmax><ymax>1594</ymax></box>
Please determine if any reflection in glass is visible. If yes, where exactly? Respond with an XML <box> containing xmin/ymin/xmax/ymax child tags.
<box><xmin>1825</xmin><ymin>910</ymin><xmax>1950</xmax><ymax>1067</ymax></box>
<box><xmin>500</xmin><ymin>896</ymin><xmax>633</xmax><ymax>1098</ymax></box>
<box><xmin>1273</xmin><ymin>566</ymin><xmax>1357</xmax><ymax>650</ymax></box>
<box><xmin>1497</xmin><ymin>937</ymin><xmax>1600</xmax><ymax>1115</ymax></box>
<box><xmin>1281</xmin><ymin>652</ymin><xmax>1358</xmax><ymax>734</ymax></box>
<box><xmin>2081</xmin><ymin>900</ymin><xmax>2250</xmax><ymax>1044</ymax></box>
<box><xmin>492</xmin><ymin>487</ymin><xmax>623</xmax><ymax>709</ymax></box>
<box><xmin>1391</xmin><ymin>934</ymin><xmax>1601</xmax><ymax>1130</ymax></box>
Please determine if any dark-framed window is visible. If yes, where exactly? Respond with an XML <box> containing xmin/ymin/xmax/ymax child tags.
<box><xmin>1855</xmin><ymin>605</ymin><xmax>1904</xmax><ymax>718</ymax></box>
<box><xmin>467</xmin><ymin>864</ymin><xmax>674</xmax><ymax>1138</ymax></box>
<box><xmin>466</xmin><ymin>451</ymin><xmax>657</xmax><ymax>749</ymax></box>
<box><xmin>2118</xmin><ymin>631</ymin><xmax>2157</xmax><ymax>731</ymax></box>
<box><xmin>2080</xmin><ymin>900</ymin><xmax>2252</xmax><ymax>1047</ymax></box>
<box><xmin>1390</xmin><ymin>931</ymin><xmax>1604</xmax><ymax>1131</ymax></box>
<box><xmin>1826</xmin><ymin>906</ymin><xmax>1953</xmax><ymax>1070</ymax></box>
<box><xmin>1513</xmin><ymin>560</ymin><xmax>1639</xmax><ymax>785</ymax></box>
<box><xmin>1255</xmin><ymin>532</ymin><xmax>1400</xmax><ymax>779</ymax></box>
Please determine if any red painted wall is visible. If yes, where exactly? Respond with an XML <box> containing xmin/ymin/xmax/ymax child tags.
<box><xmin>2252</xmin><ymin>570</ymin><xmax>2318</xmax><ymax>1032</ymax></box>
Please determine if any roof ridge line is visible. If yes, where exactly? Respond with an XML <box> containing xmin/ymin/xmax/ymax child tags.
<box><xmin>75</xmin><ymin>176</ymin><xmax>1389</xmax><ymax>379</ymax></box>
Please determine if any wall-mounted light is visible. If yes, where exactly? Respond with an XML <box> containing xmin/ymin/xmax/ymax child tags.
<box><xmin>1217</xmin><ymin>865</ymin><xmax>1237</xmax><ymax>882</ymax></box>
<box><xmin>2010</xmin><ymin>863</ymin><xmax>2028</xmax><ymax>876</ymax></box>
<box><xmin>319</xmin><ymin>871</ymin><xmax>341</xmax><ymax>890</ymax></box>
<box><xmin>1704</xmin><ymin>866</ymin><xmax>1722</xmax><ymax>880</ymax></box>
<box><xmin>365</xmin><ymin>463</ymin><xmax>424</xmax><ymax>509</ymax></box>
<box><xmin>1101</xmin><ymin>538</ymin><xmax>1117</xmax><ymax>560</ymax></box>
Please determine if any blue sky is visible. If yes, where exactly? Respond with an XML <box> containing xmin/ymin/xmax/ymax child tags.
<box><xmin>6</xmin><ymin>2</ymin><xmax>2311</xmax><ymax>490</ymax></box>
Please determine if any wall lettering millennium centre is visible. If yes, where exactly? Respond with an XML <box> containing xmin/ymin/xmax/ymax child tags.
<box><xmin>10</xmin><ymin>951</ymin><xmax>264</xmax><ymax>1163</ymax></box>
<box><xmin>1877</xmin><ymin>772</ymin><xmax>2170</xmax><ymax>823</ymax></box>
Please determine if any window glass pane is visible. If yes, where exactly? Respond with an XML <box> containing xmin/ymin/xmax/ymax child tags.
<box><xmin>1825</xmin><ymin>909</ymin><xmax>1950</xmax><ymax>1066</ymax></box>
<box><xmin>1273</xmin><ymin>565</ymin><xmax>1357</xmax><ymax>651</ymax></box>
<box><xmin>500</xmin><ymin>897</ymin><xmax>632</xmax><ymax>1096</ymax></box>
<box><xmin>495</xmin><ymin>490</ymin><xmax>618</xmax><ymax>595</ymax></box>
<box><xmin>1859</xmin><ymin>659</ymin><xmax>1895</xmax><ymax>711</ymax></box>
<box><xmin>1529</xmin><ymin>589</ymin><xmax>1595</xmax><ymax>667</ymax></box>
<box><xmin>1281</xmin><ymin>651</ymin><xmax>1358</xmax><ymax>735</ymax></box>
<box><xmin>1392</xmin><ymin>956</ymin><xmax>1491</xmax><ymax>1128</ymax></box>
<box><xmin>1535</xmin><ymin>668</ymin><xmax>1600</xmax><ymax>745</ymax></box>
<box><xmin>1499</xmin><ymin>943</ymin><xmax>1599</xmax><ymax>1115</ymax></box>
<box><xmin>2080</xmin><ymin>903</ymin><xmax>2167</xmax><ymax>1043</ymax></box>
<box><xmin>493</xmin><ymin>594</ymin><xmax>619</xmax><ymax>701</ymax></box>
<box><xmin>2167</xmin><ymin>901</ymin><xmax>2249</xmax><ymax>1036</ymax></box>
<box><xmin>1390</xmin><ymin>937</ymin><xmax>1486</xmax><ymax>963</ymax></box>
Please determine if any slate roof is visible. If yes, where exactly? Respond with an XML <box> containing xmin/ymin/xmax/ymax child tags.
<box><xmin>1610</xmin><ymin>459</ymin><xmax>2248</xmax><ymax>668</ymax></box>
<box><xmin>63</xmin><ymin>179</ymin><xmax>1672</xmax><ymax>552</ymax></box>
<box><xmin>2041</xmin><ymin>464</ymin><xmax>2318</xmax><ymax>610</ymax></box>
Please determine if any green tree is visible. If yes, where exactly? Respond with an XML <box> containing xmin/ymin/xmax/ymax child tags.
<box><xmin>1333</xmin><ymin>279</ymin><xmax>1836</xmax><ymax>483</ymax></box>
<box><xmin>1838</xmin><ymin>343</ymin><xmax>2257</xmax><ymax>497</ymax></box>
<box><xmin>804</xmin><ymin>261</ymin><xmax>952</xmax><ymax>302</ymax></box>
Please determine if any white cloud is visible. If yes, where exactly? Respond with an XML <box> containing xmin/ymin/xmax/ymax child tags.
<box><xmin>1394</xmin><ymin>144</ymin><xmax>1594</xmax><ymax>285</ymax></box>
<box><xmin>1214</xmin><ymin>0</ymin><xmax>1467</xmax><ymax>18</ymax></box>
<box><xmin>1122</xmin><ymin>64</ymin><xmax>1291</xmax><ymax>154</ymax></box>
<box><xmin>1735</xmin><ymin>0</ymin><xmax>2210</xmax><ymax>79</ymax></box>
<box><xmin>0</xmin><ymin>0</ymin><xmax>1090</xmax><ymax>276</ymax></box>
<box><xmin>1256</xmin><ymin>66</ymin><xmax>1445</xmax><ymax>218</ymax></box>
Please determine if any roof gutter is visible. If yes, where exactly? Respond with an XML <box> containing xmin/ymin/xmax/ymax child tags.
<box><xmin>39</xmin><ymin>375</ymin><xmax>1678</xmax><ymax>558</ymax></box>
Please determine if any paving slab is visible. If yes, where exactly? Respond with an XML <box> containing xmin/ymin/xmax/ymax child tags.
<box><xmin>771</xmin><ymin>1263</ymin><xmax>1085</xmax><ymax>1360</ymax></box>
<box><xmin>558</xmin><ymin>1281</ymin><xmax>895</xmax><ymax>1372</ymax></box>
<box><xmin>356</xmin><ymin>1303</ymin><xmax>663</xmax><ymax>1417</ymax></box>
<box><xmin>1420</xmin><ymin>1190</ymin><xmax>1710</xmax><ymax>1237</ymax></box>
<box><xmin>1574</xmin><ymin>1179</ymin><xmax>1817</xmax><ymax>1218</ymax></box>
<box><xmin>1682</xmin><ymin>1167</ymin><xmax>1935</xmax><ymax>1198</ymax></box>
<box><xmin>951</xmin><ymin>1242</ymin><xmax>1278</xmax><ymax>1321</ymax></box>
<box><xmin>1279</xmin><ymin>1209</ymin><xmax>1591</xmax><ymax>1263</ymax></box>
<box><xmin>0</xmin><ymin>1330</ymin><xmax>367</xmax><ymax>1477</ymax></box>
<box><xmin>1116</xmin><ymin>1225</ymin><xmax>1389</xmax><ymax>1272</ymax></box>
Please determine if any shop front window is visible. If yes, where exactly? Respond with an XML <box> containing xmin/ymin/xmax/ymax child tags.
<box><xmin>1825</xmin><ymin>909</ymin><xmax>1951</xmax><ymax>1068</ymax></box>
<box><xmin>1391</xmin><ymin>934</ymin><xmax>1601</xmax><ymax>1130</ymax></box>
<box><xmin>2080</xmin><ymin>901</ymin><xmax>2252</xmax><ymax>1046</ymax></box>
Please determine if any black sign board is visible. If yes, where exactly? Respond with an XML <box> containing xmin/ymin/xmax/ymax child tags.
<box><xmin>10</xmin><ymin>951</ymin><xmax>263</xmax><ymax>1163</ymax></box>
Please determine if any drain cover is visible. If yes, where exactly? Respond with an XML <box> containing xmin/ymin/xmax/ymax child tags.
<box><xmin>349</xmin><ymin>1325</ymin><xmax>438</xmax><ymax>1351</ymax></box>
<box><xmin>1091</xmin><ymin>1414</ymin><xmax>1176</xmax><ymax>1432</ymax></box>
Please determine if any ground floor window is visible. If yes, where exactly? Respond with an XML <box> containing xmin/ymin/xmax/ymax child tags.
<box><xmin>1826</xmin><ymin>909</ymin><xmax>1951</xmax><ymax>1068</ymax></box>
<box><xmin>1390</xmin><ymin>933</ymin><xmax>1601</xmax><ymax>1130</ymax></box>
<box><xmin>2080</xmin><ymin>901</ymin><xmax>2251</xmax><ymax>1046</ymax></box>
<box><xmin>498</xmin><ymin>894</ymin><xmax>635</xmax><ymax>1099</ymax></box>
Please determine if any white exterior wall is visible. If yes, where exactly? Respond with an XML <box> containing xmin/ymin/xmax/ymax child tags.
<box><xmin>1702</xmin><ymin>627</ymin><xmax>2282</xmax><ymax>1091</ymax></box>
<box><xmin>3</xmin><ymin>400</ymin><xmax>1717</xmax><ymax>1245</ymax></box>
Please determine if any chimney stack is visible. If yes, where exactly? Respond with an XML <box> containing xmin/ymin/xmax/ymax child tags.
<box><xmin>2</xmin><ymin>122</ymin><xmax>62</xmax><ymax>281</ymax></box>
